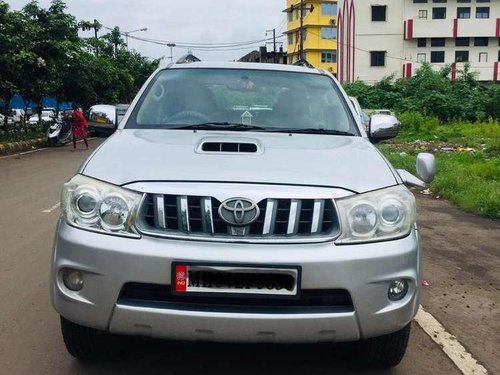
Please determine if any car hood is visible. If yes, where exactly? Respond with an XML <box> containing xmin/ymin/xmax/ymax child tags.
<box><xmin>81</xmin><ymin>130</ymin><xmax>398</xmax><ymax>193</ymax></box>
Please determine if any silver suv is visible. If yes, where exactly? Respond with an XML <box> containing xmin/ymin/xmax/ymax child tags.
<box><xmin>51</xmin><ymin>61</ymin><xmax>435</xmax><ymax>368</ymax></box>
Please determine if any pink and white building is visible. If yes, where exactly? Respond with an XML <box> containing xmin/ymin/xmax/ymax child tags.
<box><xmin>337</xmin><ymin>0</ymin><xmax>500</xmax><ymax>83</ymax></box>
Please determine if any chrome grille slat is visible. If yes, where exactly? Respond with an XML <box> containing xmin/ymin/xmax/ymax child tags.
<box><xmin>154</xmin><ymin>194</ymin><xmax>166</xmax><ymax>229</ymax></box>
<box><xmin>201</xmin><ymin>197</ymin><xmax>215</xmax><ymax>234</ymax></box>
<box><xmin>287</xmin><ymin>199</ymin><xmax>302</xmax><ymax>235</ymax></box>
<box><xmin>177</xmin><ymin>196</ymin><xmax>190</xmax><ymax>232</ymax></box>
<box><xmin>139</xmin><ymin>194</ymin><xmax>339</xmax><ymax>242</ymax></box>
<box><xmin>262</xmin><ymin>199</ymin><xmax>278</xmax><ymax>235</ymax></box>
<box><xmin>311</xmin><ymin>199</ymin><xmax>325</xmax><ymax>234</ymax></box>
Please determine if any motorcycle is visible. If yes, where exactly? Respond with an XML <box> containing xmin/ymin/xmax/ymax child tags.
<box><xmin>47</xmin><ymin>118</ymin><xmax>72</xmax><ymax>147</ymax></box>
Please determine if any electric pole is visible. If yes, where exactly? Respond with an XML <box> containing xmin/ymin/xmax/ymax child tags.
<box><xmin>296</xmin><ymin>1</ymin><xmax>314</xmax><ymax>61</ymax></box>
<box><xmin>93</xmin><ymin>19</ymin><xmax>99</xmax><ymax>40</ymax></box>
<box><xmin>123</xmin><ymin>27</ymin><xmax>148</xmax><ymax>51</ymax></box>
<box><xmin>299</xmin><ymin>0</ymin><xmax>304</xmax><ymax>61</ymax></box>
<box><xmin>266</xmin><ymin>29</ymin><xmax>277</xmax><ymax>63</ymax></box>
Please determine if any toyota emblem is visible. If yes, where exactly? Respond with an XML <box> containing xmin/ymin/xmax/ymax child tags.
<box><xmin>218</xmin><ymin>198</ymin><xmax>260</xmax><ymax>226</ymax></box>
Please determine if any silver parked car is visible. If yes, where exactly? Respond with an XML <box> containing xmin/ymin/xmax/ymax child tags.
<box><xmin>52</xmin><ymin>61</ymin><xmax>435</xmax><ymax>368</ymax></box>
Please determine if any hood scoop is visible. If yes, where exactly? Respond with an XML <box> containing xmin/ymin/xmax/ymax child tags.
<box><xmin>196</xmin><ymin>137</ymin><xmax>262</xmax><ymax>154</ymax></box>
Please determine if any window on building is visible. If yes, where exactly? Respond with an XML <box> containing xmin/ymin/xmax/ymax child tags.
<box><xmin>455</xmin><ymin>37</ymin><xmax>470</xmax><ymax>46</ymax></box>
<box><xmin>432</xmin><ymin>7</ymin><xmax>446</xmax><ymax>19</ymax></box>
<box><xmin>321</xmin><ymin>2</ymin><xmax>337</xmax><ymax>16</ymax></box>
<box><xmin>474</xmin><ymin>37</ymin><xmax>489</xmax><ymax>46</ymax></box>
<box><xmin>321</xmin><ymin>50</ymin><xmax>337</xmax><ymax>63</ymax></box>
<box><xmin>417</xmin><ymin>53</ymin><xmax>427</xmax><ymax>63</ymax></box>
<box><xmin>321</xmin><ymin>27</ymin><xmax>337</xmax><ymax>39</ymax></box>
<box><xmin>476</xmin><ymin>7</ymin><xmax>490</xmax><ymax>18</ymax></box>
<box><xmin>288</xmin><ymin>10</ymin><xmax>293</xmax><ymax>22</ymax></box>
<box><xmin>455</xmin><ymin>51</ymin><xmax>469</xmax><ymax>62</ymax></box>
<box><xmin>476</xmin><ymin>0</ymin><xmax>490</xmax><ymax>2</ymax></box>
<box><xmin>479</xmin><ymin>52</ymin><xmax>488</xmax><ymax>63</ymax></box>
<box><xmin>413</xmin><ymin>0</ymin><xmax>428</xmax><ymax>3</ymax></box>
<box><xmin>457</xmin><ymin>7</ymin><xmax>471</xmax><ymax>18</ymax></box>
<box><xmin>371</xmin><ymin>6</ymin><xmax>387</xmax><ymax>21</ymax></box>
<box><xmin>498</xmin><ymin>50</ymin><xmax>500</xmax><ymax>61</ymax></box>
<box><xmin>288</xmin><ymin>34</ymin><xmax>294</xmax><ymax>45</ymax></box>
<box><xmin>431</xmin><ymin>51</ymin><xmax>445</xmax><ymax>63</ymax></box>
<box><xmin>457</xmin><ymin>0</ymin><xmax>471</xmax><ymax>2</ymax></box>
<box><xmin>370</xmin><ymin>51</ymin><xmax>386</xmax><ymax>67</ymax></box>
<box><xmin>431</xmin><ymin>38</ymin><xmax>446</xmax><ymax>47</ymax></box>
<box><xmin>419</xmin><ymin>10</ymin><xmax>428</xmax><ymax>19</ymax></box>
<box><xmin>432</xmin><ymin>0</ymin><xmax>447</xmax><ymax>2</ymax></box>
<box><xmin>417</xmin><ymin>38</ymin><xmax>427</xmax><ymax>47</ymax></box>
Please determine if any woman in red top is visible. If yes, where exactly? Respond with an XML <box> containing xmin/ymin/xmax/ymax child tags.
<box><xmin>72</xmin><ymin>107</ymin><xmax>88</xmax><ymax>150</ymax></box>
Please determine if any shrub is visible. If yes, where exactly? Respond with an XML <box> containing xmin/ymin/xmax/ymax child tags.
<box><xmin>398</xmin><ymin>111</ymin><xmax>440</xmax><ymax>133</ymax></box>
<box><xmin>343</xmin><ymin>63</ymin><xmax>497</xmax><ymax>123</ymax></box>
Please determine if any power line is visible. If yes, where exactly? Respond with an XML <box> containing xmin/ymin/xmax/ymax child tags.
<box><xmin>124</xmin><ymin>32</ymin><xmax>284</xmax><ymax>53</ymax></box>
<box><xmin>103</xmin><ymin>25</ymin><xmax>284</xmax><ymax>49</ymax></box>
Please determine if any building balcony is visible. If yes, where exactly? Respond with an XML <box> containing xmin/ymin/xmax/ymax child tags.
<box><xmin>455</xmin><ymin>18</ymin><xmax>499</xmax><ymax>38</ymax></box>
<box><xmin>406</xmin><ymin>17</ymin><xmax>499</xmax><ymax>39</ymax></box>
<box><xmin>406</xmin><ymin>19</ymin><xmax>454</xmax><ymax>38</ymax></box>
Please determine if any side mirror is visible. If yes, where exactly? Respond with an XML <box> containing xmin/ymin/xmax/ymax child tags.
<box><xmin>369</xmin><ymin>114</ymin><xmax>400</xmax><ymax>143</ymax></box>
<box><xmin>87</xmin><ymin>105</ymin><xmax>117</xmax><ymax>129</ymax></box>
<box><xmin>416</xmin><ymin>153</ymin><xmax>436</xmax><ymax>184</ymax></box>
<box><xmin>397</xmin><ymin>152</ymin><xmax>436</xmax><ymax>189</ymax></box>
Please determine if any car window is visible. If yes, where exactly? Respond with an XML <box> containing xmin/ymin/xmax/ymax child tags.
<box><xmin>129</xmin><ymin>68</ymin><xmax>357</xmax><ymax>134</ymax></box>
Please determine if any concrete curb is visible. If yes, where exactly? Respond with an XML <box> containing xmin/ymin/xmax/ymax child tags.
<box><xmin>0</xmin><ymin>138</ymin><xmax>46</xmax><ymax>156</ymax></box>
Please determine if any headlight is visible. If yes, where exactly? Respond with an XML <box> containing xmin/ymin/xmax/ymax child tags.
<box><xmin>335</xmin><ymin>185</ymin><xmax>416</xmax><ymax>244</ymax></box>
<box><xmin>61</xmin><ymin>174</ymin><xmax>142</xmax><ymax>237</ymax></box>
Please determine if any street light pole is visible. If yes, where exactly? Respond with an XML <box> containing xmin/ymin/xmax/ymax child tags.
<box><xmin>123</xmin><ymin>27</ymin><xmax>148</xmax><ymax>51</ymax></box>
<box><xmin>167</xmin><ymin>43</ymin><xmax>176</xmax><ymax>63</ymax></box>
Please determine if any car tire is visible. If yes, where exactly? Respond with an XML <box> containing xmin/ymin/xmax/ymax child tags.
<box><xmin>60</xmin><ymin>316</ymin><xmax>116</xmax><ymax>359</ymax></box>
<box><xmin>356</xmin><ymin>323</ymin><xmax>411</xmax><ymax>368</ymax></box>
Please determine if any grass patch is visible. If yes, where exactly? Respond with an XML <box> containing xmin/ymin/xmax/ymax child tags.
<box><xmin>379</xmin><ymin>121</ymin><xmax>500</xmax><ymax>220</ymax></box>
<box><xmin>390</xmin><ymin>119</ymin><xmax>500</xmax><ymax>156</ymax></box>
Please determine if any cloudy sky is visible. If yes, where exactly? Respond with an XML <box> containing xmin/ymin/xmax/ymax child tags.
<box><xmin>8</xmin><ymin>0</ymin><xmax>287</xmax><ymax>62</ymax></box>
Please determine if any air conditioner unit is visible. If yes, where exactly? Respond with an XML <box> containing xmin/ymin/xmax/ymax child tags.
<box><xmin>330</xmin><ymin>19</ymin><xmax>336</xmax><ymax>26</ymax></box>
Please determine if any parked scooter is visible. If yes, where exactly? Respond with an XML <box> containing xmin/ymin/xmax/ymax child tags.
<box><xmin>47</xmin><ymin>117</ymin><xmax>72</xmax><ymax>147</ymax></box>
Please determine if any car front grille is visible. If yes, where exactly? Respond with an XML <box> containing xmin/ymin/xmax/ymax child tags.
<box><xmin>137</xmin><ymin>194</ymin><xmax>340</xmax><ymax>242</ymax></box>
<box><xmin>118</xmin><ymin>283</ymin><xmax>354</xmax><ymax>314</ymax></box>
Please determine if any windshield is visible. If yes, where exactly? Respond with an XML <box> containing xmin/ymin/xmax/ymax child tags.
<box><xmin>127</xmin><ymin>68</ymin><xmax>358</xmax><ymax>135</ymax></box>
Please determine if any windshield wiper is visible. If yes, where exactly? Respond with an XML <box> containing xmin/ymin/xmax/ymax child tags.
<box><xmin>170</xmin><ymin>122</ymin><xmax>267</xmax><ymax>131</ymax></box>
<box><xmin>267</xmin><ymin>128</ymin><xmax>356</xmax><ymax>136</ymax></box>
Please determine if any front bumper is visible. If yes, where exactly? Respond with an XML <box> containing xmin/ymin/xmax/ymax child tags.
<box><xmin>51</xmin><ymin>219</ymin><xmax>422</xmax><ymax>343</ymax></box>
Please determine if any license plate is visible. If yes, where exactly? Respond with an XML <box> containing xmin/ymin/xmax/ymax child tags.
<box><xmin>172</xmin><ymin>263</ymin><xmax>300</xmax><ymax>297</ymax></box>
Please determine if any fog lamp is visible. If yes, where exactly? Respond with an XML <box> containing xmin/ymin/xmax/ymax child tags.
<box><xmin>388</xmin><ymin>279</ymin><xmax>408</xmax><ymax>301</ymax></box>
<box><xmin>62</xmin><ymin>269</ymin><xmax>84</xmax><ymax>291</ymax></box>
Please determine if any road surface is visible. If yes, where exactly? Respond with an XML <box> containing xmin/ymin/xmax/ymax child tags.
<box><xmin>0</xmin><ymin>139</ymin><xmax>498</xmax><ymax>374</ymax></box>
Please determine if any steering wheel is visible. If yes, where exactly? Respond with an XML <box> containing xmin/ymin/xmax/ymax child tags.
<box><xmin>166</xmin><ymin>110</ymin><xmax>210</xmax><ymax>124</ymax></box>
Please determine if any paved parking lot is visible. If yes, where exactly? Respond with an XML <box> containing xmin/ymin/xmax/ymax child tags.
<box><xmin>0</xmin><ymin>139</ymin><xmax>498</xmax><ymax>374</ymax></box>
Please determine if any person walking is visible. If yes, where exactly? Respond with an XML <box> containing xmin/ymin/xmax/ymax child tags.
<box><xmin>71</xmin><ymin>106</ymin><xmax>88</xmax><ymax>150</ymax></box>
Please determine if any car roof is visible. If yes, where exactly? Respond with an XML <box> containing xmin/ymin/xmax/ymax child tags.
<box><xmin>163</xmin><ymin>61</ymin><xmax>327</xmax><ymax>75</ymax></box>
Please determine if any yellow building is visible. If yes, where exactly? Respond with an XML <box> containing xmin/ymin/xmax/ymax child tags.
<box><xmin>284</xmin><ymin>0</ymin><xmax>338</xmax><ymax>74</ymax></box>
